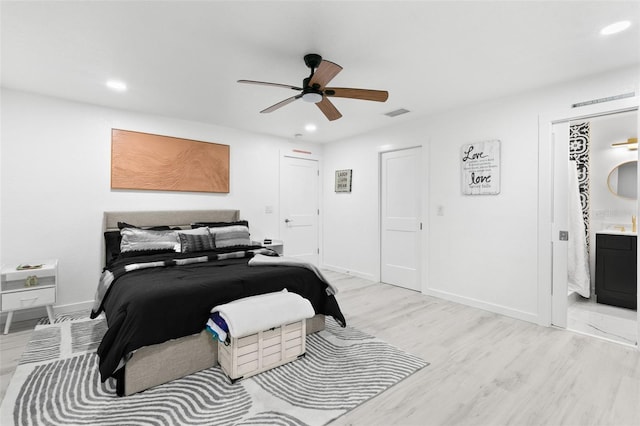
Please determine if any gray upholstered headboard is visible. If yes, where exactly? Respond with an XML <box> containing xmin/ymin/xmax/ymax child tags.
<box><xmin>103</xmin><ymin>209</ymin><xmax>240</xmax><ymax>231</ymax></box>
<box><xmin>101</xmin><ymin>209</ymin><xmax>241</xmax><ymax>266</ymax></box>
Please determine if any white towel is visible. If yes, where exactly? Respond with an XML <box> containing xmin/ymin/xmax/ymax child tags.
<box><xmin>211</xmin><ymin>290</ymin><xmax>315</xmax><ymax>338</ymax></box>
<box><xmin>248</xmin><ymin>254</ymin><xmax>338</xmax><ymax>295</ymax></box>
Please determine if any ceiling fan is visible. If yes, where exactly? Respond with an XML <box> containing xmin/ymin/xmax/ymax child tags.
<box><xmin>238</xmin><ymin>53</ymin><xmax>389</xmax><ymax>121</ymax></box>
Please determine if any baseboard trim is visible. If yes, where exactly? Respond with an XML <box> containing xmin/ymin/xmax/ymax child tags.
<box><xmin>0</xmin><ymin>300</ymin><xmax>94</xmax><ymax>326</ymax></box>
<box><xmin>320</xmin><ymin>264</ymin><xmax>376</xmax><ymax>282</ymax></box>
<box><xmin>423</xmin><ymin>287</ymin><xmax>539</xmax><ymax>324</ymax></box>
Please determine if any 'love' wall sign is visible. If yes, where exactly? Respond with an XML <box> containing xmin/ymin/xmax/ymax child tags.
<box><xmin>461</xmin><ymin>140</ymin><xmax>500</xmax><ymax>195</ymax></box>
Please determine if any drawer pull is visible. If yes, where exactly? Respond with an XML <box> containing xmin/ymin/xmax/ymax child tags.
<box><xmin>20</xmin><ymin>297</ymin><xmax>39</xmax><ymax>305</ymax></box>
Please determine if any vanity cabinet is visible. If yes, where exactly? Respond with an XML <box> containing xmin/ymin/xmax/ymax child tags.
<box><xmin>595</xmin><ymin>233</ymin><xmax>637</xmax><ymax>310</ymax></box>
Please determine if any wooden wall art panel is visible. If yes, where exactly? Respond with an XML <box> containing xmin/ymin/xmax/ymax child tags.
<box><xmin>111</xmin><ymin>129</ymin><xmax>230</xmax><ymax>193</ymax></box>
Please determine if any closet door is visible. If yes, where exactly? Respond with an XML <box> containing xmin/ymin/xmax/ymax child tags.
<box><xmin>380</xmin><ymin>147</ymin><xmax>422</xmax><ymax>291</ymax></box>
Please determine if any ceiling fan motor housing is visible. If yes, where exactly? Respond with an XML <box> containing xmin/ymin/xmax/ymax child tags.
<box><xmin>304</xmin><ymin>53</ymin><xmax>322</xmax><ymax>70</ymax></box>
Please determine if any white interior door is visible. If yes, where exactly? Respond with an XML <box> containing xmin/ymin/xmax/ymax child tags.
<box><xmin>279</xmin><ymin>155</ymin><xmax>319</xmax><ymax>265</ymax></box>
<box><xmin>381</xmin><ymin>147</ymin><xmax>422</xmax><ymax>291</ymax></box>
<box><xmin>551</xmin><ymin>122</ymin><xmax>570</xmax><ymax>328</ymax></box>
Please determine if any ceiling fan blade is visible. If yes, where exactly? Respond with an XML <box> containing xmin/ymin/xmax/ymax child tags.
<box><xmin>238</xmin><ymin>80</ymin><xmax>302</xmax><ymax>91</ymax></box>
<box><xmin>260</xmin><ymin>95</ymin><xmax>302</xmax><ymax>113</ymax></box>
<box><xmin>324</xmin><ymin>87</ymin><xmax>389</xmax><ymax>102</ymax></box>
<box><xmin>316</xmin><ymin>97</ymin><xmax>342</xmax><ymax>121</ymax></box>
<box><xmin>309</xmin><ymin>60</ymin><xmax>343</xmax><ymax>89</ymax></box>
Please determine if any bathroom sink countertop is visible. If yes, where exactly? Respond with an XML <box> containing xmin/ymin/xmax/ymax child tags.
<box><xmin>596</xmin><ymin>229</ymin><xmax>637</xmax><ymax>236</ymax></box>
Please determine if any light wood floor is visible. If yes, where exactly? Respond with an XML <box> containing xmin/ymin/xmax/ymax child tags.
<box><xmin>1</xmin><ymin>271</ymin><xmax>639</xmax><ymax>425</ymax></box>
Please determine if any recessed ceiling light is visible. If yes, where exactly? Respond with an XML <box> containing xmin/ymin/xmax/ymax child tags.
<box><xmin>106</xmin><ymin>80</ymin><xmax>127</xmax><ymax>92</ymax></box>
<box><xmin>600</xmin><ymin>20</ymin><xmax>631</xmax><ymax>35</ymax></box>
<box><xmin>305</xmin><ymin>123</ymin><xmax>317</xmax><ymax>132</ymax></box>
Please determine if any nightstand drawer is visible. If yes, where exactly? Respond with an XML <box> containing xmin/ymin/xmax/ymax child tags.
<box><xmin>1</xmin><ymin>287</ymin><xmax>55</xmax><ymax>311</ymax></box>
<box><xmin>3</xmin><ymin>267</ymin><xmax>56</xmax><ymax>281</ymax></box>
<box><xmin>2</xmin><ymin>275</ymin><xmax>55</xmax><ymax>292</ymax></box>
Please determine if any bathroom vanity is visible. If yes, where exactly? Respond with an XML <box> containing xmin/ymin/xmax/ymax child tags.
<box><xmin>595</xmin><ymin>232</ymin><xmax>637</xmax><ymax>310</ymax></box>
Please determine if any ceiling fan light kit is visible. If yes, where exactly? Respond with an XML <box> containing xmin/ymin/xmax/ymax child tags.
<box><xmin>302</xmin><ymin>91</ymin><xmax>323</xmax><ymax>103</ymax></box>
<box><xmin>238</xmin><ymin>53</ymin><xmax>389</xmax><ymax>121</ymax></box>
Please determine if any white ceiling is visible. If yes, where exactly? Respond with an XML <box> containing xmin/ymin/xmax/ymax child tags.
<box><xmin>2</xmin><ymin>1</ymin><xmax>639</xmax><ymax>143</ymax></box>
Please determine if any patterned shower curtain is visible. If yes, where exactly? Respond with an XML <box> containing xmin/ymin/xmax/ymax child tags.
<box><xmin>569</xmin><ymin>122</ymin><xmax>590</xmax><ymax>251</ymax></box>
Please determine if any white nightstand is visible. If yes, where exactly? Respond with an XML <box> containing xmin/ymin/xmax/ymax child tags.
<box><xmin>1</xmin><ymin>260</ymin><xmax>57</xmax><ymax>334</ymax></box>
<box><xmin>263</xmin><ymin>240</ymin><xmax>284</xmax><ymax>255</ymax></box>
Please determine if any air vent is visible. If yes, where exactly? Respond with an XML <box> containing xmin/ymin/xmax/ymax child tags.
<box><xmin>571</xmin><ymin>92</ymin><xmax>635</xmax><ymax>108</ymax></box>
<box><xmin>385</xmin><ymin>108</ymin><xmax>410</xmax><ymax>117</ymax></box>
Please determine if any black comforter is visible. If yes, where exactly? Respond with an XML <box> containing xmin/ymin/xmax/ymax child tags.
<box><xmin>91</xmin><ymin>248</ymin><xmax>346</xmax><ymax>382</ymax></box>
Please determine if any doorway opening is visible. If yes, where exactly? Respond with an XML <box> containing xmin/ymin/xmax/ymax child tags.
<box><xmin>566</xmin><ymin>112</ymin><xmax>638</xmax><ymax>345</ymax></box>
<box><xmin>546</xmin><ymin>103</ymin><xmax>639</xmax><ymax>347</ymax></box>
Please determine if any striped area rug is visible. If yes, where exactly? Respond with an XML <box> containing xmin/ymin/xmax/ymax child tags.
<box><xmin>1</xmin><ymin>314</ymin><xmax>428</xmax><ymax>426</ymax></box>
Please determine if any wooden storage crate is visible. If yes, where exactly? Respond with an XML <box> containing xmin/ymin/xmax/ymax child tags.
<box><xmin>218</xmin><ymin>319</ymin><xmax>306</xmax><ymax>382</ymax></box>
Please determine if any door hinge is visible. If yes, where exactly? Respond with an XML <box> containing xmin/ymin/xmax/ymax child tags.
<box><xmin>420</xmin><ymin>222</ymin><xmax>423</xmax><ymax>230</ymax></box>
<box><xmin>317</xmin><ymin>248</ymin><xmax>320</xmax><ymax>254</ymax></box>
<box><xmin>317</xmin><ymin>208</ymin><xmax>320</xmax><ymax>215</ymax></box>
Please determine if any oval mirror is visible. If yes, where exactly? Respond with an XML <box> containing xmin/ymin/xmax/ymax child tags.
<box><xmin>607</xmin><ymin>160</ymin><xmax>638</xmax><ymax>199</ymax></box>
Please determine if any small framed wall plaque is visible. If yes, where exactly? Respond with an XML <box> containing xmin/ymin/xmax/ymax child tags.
<box><xmin>335</xmin><ymin>169</ymin><xmax>353</xmax><ymax>193</ymax></box>
<box><xmin>461</xmin><ymin>139</ymin><xmax>500</xmax><ymax>195</ymax></box>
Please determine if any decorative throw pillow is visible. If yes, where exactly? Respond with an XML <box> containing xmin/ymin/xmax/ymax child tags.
<box><xmin>120</xmin><ymin>228</ymin><xmax>180</xmax><ymax>253</ymax></box>
<box><xmin>178</xmin><ymin>233</ymin><xmax>215</xmax><ymax>253</ymax></box>
<box><xmin>177</xmin><ymin>227</ymin><xmax>215</xmax><ymax>253</ymax></box>
<box><xmin>210</xmin><ymin>225</ymin><xmax>251</xmax><ymax>248</ymax></box>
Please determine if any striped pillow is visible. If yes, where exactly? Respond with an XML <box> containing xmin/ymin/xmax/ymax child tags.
<box><xmin>210</xmin><ymin>225</ymin><xmax>251</xmax><ymax>248</ymax></box>
<box><xmin>178</xmin><ymin>228</ymin><xmax>215</xmax><ymax>253</ymax></box>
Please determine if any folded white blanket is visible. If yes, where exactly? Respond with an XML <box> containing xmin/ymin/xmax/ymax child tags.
<box><xmin>211</xmin><ymin>290</ymin><xmax>314</xmax><ymax>338</ymax></box>
<box><xmin>248</xmin><ymin>254</ymin><xmax>338</xmax><ymax>295</ymax></box>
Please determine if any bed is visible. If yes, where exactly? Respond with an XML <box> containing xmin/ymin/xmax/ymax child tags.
<box><xmin>92</xmin><ymin>210</ymin><xmax>345</xmax><ymax>396</ymax></box>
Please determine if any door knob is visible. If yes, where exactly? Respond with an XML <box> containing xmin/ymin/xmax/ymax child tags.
<box><xmin>285</xmin><ymin>218</ymin><xmax>292</xmax><ymax>223</ymax></box>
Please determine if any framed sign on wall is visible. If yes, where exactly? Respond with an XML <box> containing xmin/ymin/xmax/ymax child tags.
<box><xmin>335</xmin><ymin>169</ymin><xmax>353</xmax><ymax>193</ymax></box>
<box><xmin>461</xmin><ymin>139</ymin><xmax>501</xmax><ymax>195</ymax></box>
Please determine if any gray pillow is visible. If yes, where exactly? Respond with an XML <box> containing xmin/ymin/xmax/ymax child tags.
<box><xmin>120</xmin><ymin>228</ymin><xmax>180</xmax><ymax>253</ymax></box>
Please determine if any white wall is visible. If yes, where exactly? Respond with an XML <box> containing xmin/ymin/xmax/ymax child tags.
<box><xmin>322</xmin><ymin>65</ymin><xmax>640</xmax><ymax>324</ymax></box>
<box><xmin>0</xmin><ymin>89</ymin><xmax>322</xmax><ymax>318</ymax></box>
